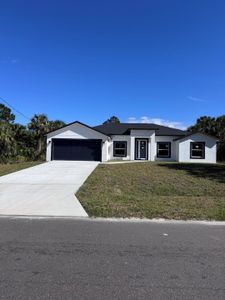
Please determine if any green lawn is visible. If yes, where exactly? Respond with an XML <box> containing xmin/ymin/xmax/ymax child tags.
<box><xmin>77</xmin><ymin>162</ymin><xmax>225</xmax><ymax>220</ymax></box>
<box><xmin>0</xmin><ymin>161</ymin><xmax>43</xmax><ymax>177</ymax></box>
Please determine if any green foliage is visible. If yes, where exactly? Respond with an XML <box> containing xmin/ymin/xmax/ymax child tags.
<box><xmin>103</xmin><ymin>115</ymin><xmax>120</xmax><ymax>124</ymax></box>
<box><xmin>188</xmin><ymin>115</ymin><xmax>225</xmax><ymax>161</ymax></box>
<box><xmin>48</xmin><ymin>120</ymin><xmax>65</xmax><ymax>132</ymax></box>
<box><xmin>0</xmin><ymin>103</ymin><xmax>65</xmax><ymax>163</ymax></box>
<box><xmin>12</xmin><ymin>123</ymin><xmax>36</xmax><ymax>160</ymax></box>
<box><xmin>28</xmin><ymin>114</ymin><xmax>49</xmax><ymax>157</ymax></box>
<box><xmin>0</xmin><ymin>121</ymin><xmax>17</xmax><ymax>162</ymax></box>
<box><xmin>0</xmin><ymin>103</ymin><xmax>15</xmax><ymax>123</ymax></box>
<box><xmin>216</xmin><ymin>116</ymin><xmax>225</xmax><ymax>161</ymax></box>
<box><xmin>27</xmin><ymin>115</ymin><xmax>65</xmax><ymax>158</ymax></box>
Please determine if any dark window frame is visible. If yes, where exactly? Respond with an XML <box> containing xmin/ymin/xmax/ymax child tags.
<box><xmin>113</xmin><ymin>141</ymin><xmax>127</xmax><ymax>157</ymax></box>
<box><xmin>190</xmin><ymin>142</ymin><xmax>205</xmax><ymax>159</ymax></box>
<box><xmin>157</xmin><ymin>142</ymin><xmax>171</xmax><ymax>158</ymax></box>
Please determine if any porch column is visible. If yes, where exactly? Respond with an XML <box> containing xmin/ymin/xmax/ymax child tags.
<box><xmin>130</xmin><ymin>136</ymin><xmax>135</xmax><ymax>160</ymax></box>
<box><xmin>148</xmin><ymin>139</ymin><xmax>151</xmax><ymax>160</ymax></box>
<box><xmin>150</xmin><ymin>133</ymin><xmax>156</xmax><ymax>161</ymax></box>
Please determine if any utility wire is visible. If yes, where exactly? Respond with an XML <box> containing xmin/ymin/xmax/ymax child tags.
<box><xmin>0</xmin><ymin>96</ymin><xmax>31</xmax><ymax>121</ymax></box>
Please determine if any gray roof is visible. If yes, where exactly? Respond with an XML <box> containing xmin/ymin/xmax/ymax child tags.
<box><xmin>174</xmin><ymin>131</ymin><xmax>219</xmax><ymax>141</ymax></box>
<box><xmin>93</xmin><ymin>123</ymin><xmax>187</xmax><ymax>136</ymax></box>
<box><xmin>46</xmin><ymin>120</ymin><xmax>109</xmax><ymax>137</ymax></box>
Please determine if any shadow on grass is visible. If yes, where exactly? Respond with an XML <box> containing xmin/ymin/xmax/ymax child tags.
<box><xmin>158</xmin><ymin>163</ymin><xmax>225</xmax><ymax>184</ymax></box>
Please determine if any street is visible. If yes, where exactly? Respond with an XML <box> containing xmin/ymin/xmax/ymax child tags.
<box><xmin>0</xmin><ymin>218</ymin><xmax>224</xmax><ymax>300</ymax></box>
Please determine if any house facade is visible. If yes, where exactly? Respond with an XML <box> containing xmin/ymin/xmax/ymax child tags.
<box><xmin>46</xmin><ymin>121</ymin><xmax>217</xmax><ymax>163</ymax></box>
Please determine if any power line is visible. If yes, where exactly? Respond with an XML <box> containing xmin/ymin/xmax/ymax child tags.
<box><xmin>0</xmin><ymin>96</ymin><xmax>31</xmax><ymax>121</ymax></box>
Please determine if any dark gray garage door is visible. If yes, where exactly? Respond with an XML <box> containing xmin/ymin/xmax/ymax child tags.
<box><xmin>52</xmin><ymin>139</ymin><xmax>102</xmax><ymax>161</ymax></box>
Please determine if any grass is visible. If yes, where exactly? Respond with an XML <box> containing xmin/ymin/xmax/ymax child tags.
<box><xmin>77</xmin><ymin>162</ymin><xmax>225</xmax><ymax>220</ymax></box>
<box><xmin>0</xmin><ymin>161</ymin><xmax>43</xmax><ymax>177</ymax></box>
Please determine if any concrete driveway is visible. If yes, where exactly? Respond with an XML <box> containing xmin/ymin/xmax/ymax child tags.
<box><xmin>0</xmin><ymin>161</ymin><xmax>99</xmax><ymax>217</ymax></box>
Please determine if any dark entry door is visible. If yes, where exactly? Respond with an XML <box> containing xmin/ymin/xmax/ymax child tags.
<box><xmin>52</xmin><ymin>139</ymin><xmax>102</xmax><ymax>161</ymax></box>
<box><xmin>136</xmin><ymin>139</ymin><xmax>148</xmax><ymax>160</ymax></box>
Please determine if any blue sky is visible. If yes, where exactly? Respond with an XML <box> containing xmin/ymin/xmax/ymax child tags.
<box><xmin>0</xmin><ymin>0</ymin><xmax>225</xmax><ymax>129</ymax></box>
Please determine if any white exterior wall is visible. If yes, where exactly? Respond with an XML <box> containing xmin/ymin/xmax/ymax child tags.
<box><xmin>109</xmin><ymin>135</ymin><xmax>131</xmax><ymax>160</ymax></box>
<box><xmin>46</xmin><ymin>124</ymin><xmax>217</xmax><ymax>164</ymax></box>
<box><xmin>175</xmin><ymin>141</ymin><xmax>180</xmax><ymax>161</ymax></box>
<box><xmin>150</xmin><ymin>132</ymin><xmax>156</xmax><ymax>161</ymax></box>
<box><xmin>177</xmin><ymin>133</ymin><xmax>217</xmax><ymax>163</ymax></box>
<box><xmin>46</xmin><ymin>123</ymin><xmax>108</xmax><ymax>162</ymax></box>
<box><xmin>102</xmin><ymin>140</ymin><xmax>109</xmax><ymax>162</ymax></box>
<box><xmin>109</xmin><ymin>130</ymin><xmax>156</xmax><ymax>161</ymax></box>
<box><xmin>130</xmin><ymin>136</ymin><xmax>135</xmax><ymax>160</ymax></box>
<box><xmin>155</xmin><ymin>136</ymin><xmax>178</xmax><ymax>161</ymax></box>
<box><xmin>130</xmin><ymin>130</ymin><xmax>156</xmax><ymax>161</ymax></box>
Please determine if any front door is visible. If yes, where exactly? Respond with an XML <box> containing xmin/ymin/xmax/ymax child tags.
<box><xmin>136</xmin><ymin>139</ymin><xmax>148</xmax><ymax>160</ymax></box>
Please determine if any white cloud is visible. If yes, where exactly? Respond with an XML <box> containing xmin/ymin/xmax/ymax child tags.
<box><xmin>187</xmin><ymin>96</ymin><xmax>206</xmax><ymax>102</ymax></box>
<box><xmin>127</xmin><ymin>116</ymin><xmax>187</xmax><ymax>130</ymax></box>
<box><xmin>0</xmin><ymin>58</ymin><xmax>17</xmax><ymax>64</ymax></box>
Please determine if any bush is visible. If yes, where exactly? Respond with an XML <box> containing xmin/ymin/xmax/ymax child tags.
<box><xmin>217</xmin><ymin>142</ymin><xmax>225</xmax><ymax>162</ymax></box>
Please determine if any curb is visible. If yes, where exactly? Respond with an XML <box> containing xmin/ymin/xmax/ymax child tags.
<box><xmin>0</xmin><ymin>215</ymin><xmax>225</xmax><ymax>225</ymax></box>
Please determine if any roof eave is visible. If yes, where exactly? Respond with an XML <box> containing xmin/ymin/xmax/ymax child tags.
<box><xmin>46</xmin><ymin>121</ymin><xmax>109</xmax><ymax>137</ymax></box>
<box><xmin>174</xmin><ymin>132</ymin><xmax>219</xmax><ymax>142</ymax></box>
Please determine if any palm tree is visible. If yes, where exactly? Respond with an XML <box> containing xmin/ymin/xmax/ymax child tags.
<box><xmin>28</xmin><ymin>115</ymin><xmax>65</xmax><ymax>158</ymax></box>
<box><xmin>28</xmin><ymin>114</ymin><xmax>50</xmax><ymax>157</ymax></box>
<box><xmin>0</xmin><ymin>103</ymin><xmax>15</xmax><ymax>123</ymax></box>
<box><xmin>0</xmin><ymin>121</ymin><xmax>16</xmax><ymax>162</ymax></box>
<box><xmin>48</xmin><ymin>120</ymin><xmax>65</xmax><ymax>132</ymax></box>
<box><xmin>188</xmin><ymin>116</ymin><xmax>216</xmax><ymax>135</ymax></box>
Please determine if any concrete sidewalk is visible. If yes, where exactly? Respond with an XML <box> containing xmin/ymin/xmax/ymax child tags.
<box><xmin>0</xmin><ymin>161</ymin><xmax>99</xmax><ymax>217</ymax></box>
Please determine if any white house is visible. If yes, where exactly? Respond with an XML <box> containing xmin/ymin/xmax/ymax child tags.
<box><xmin>46</xmin><ymin>121</ymin><xmax>218</xmax><ymax>163</ymax></box>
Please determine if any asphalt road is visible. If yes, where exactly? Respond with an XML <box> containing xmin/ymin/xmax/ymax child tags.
<box><xmin>0</xmin><ymin>218</ymin><xmax>224</xmax><ymax>300</ymax></box>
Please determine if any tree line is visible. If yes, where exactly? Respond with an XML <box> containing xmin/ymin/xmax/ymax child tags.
<box><xmin>0</xmin><ymin>103</ymin><xmax>65</xmax><ymax>162</ymax></box>
<box><xmin>0</xmin><ymin>105</ymin><xmax>224</xmax><ymax>163</ymax></box>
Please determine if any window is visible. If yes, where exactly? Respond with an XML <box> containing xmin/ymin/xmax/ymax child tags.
<box><xmin>190</xmin><ymin>142</ymin><xmax>205</xmax><ymax>159</ymax></box>
<box><xmin>157</xmin><ymin>142</ymin><xmax>171</xmax><ymax>158</ymax></box>
<box><xmin>113</xmin><ymin>141</ymin><xmax>127</xmax><ymax>157</ymax></box>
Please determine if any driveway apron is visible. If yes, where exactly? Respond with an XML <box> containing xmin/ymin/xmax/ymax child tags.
<box><xmin>0</xmin><ymin>161</ymin><xmax>98</xmax><ymax>217</ymax></box>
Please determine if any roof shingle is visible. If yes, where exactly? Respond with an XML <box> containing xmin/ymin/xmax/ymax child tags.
<box><xmin>93</xmin><ymin>123</ymin><xmax>187</xmax><ymax>136</ymax></box>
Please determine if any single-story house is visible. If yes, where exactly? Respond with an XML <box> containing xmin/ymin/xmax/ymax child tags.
<box><xmin>46</xmin><ymin>121</ymin><xmax>218</xmax><ymax>163</ymax></box>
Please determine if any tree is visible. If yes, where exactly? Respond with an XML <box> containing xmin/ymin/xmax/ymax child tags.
<box><xmin>0</xmin><ymin>103</ymin><xmax>66</xmax><ymax>162</ymax></box>
<box><xmin>215</xmin><ymin>115</ymin><xmax>225</xmax><ymax>161</ymax></box>
<box><xmin>28</xmin><ymin>114</ymin><xmax>65</xmax><ymax>159</ymax></box>
<box><xmin>103</xmin><ymin>116</ymin><xmax>120</xmax><ymax>124</ymax></box>
<box><xmin>0</xmin><ymin>121</ymin><xmax>16</xmax><ymax>162</ymax></box>
<box><xmin>28</xmin><ymin>114</ymin><xmax>50</xmax><ymax>157</ymax></box>
<box><xmin>0</xmin><ymin>103</ymin><xmax>15</xmax><ymax>123</ymax></box>
<box><xmin>12</xmin><ymin>123</ymin><xmax>36</xmax><ymax>160</ymax></box>
<box><xmin>188</xmin><ymin>116</ymin><xmax>217</xmax><ymax>136</ymax></box>
<box><xmin>216</xmin><ymin>115</ymin><xmax>225</xmax><ymax>140</ymax></box>
<box><xmin>48</xmin><ymin>120</ymin><xmax>65</xmax><ymax>132</ymax></box>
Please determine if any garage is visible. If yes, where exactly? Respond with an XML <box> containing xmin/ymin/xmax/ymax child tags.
<box><xmin>51</xmin><ymin>139</ymin><xmax>102</xmax><ymax>161</ymax></box>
